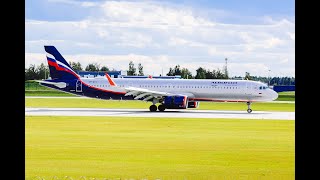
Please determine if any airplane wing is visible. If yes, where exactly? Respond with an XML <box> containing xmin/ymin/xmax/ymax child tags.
<box><xmin>123</xmin><ymin>86</ymin><xmax>175</xmax><ymax>101</ymax></box>
<box><xmin>105</xmin><ymin>74</ymin><xmax>189</xmax><ymax>101</ymax></box>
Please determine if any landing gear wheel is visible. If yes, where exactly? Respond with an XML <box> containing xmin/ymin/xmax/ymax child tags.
<box><xmin>149</xmin><ymin>105</ymin><xmax>157</xmax><ymax>112</ymax></box>
<box><xmin>246</xmin><ymin>102</ymin><xmax>252</xmax><ymax>113</ymax></box>
<box><xmin>158</xmin><ymin>104</ymin><xmax>165</xmax><ymax>112</ymax></box>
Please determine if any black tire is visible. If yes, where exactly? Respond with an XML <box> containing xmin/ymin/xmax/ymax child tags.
<box><xmin>247</xmin><ymin>109</ymin><xmax>252</xmax><ymax>113</ymax></box>
<box><xmin>149</xmin><ymin>105</ymin><xmax>157</xmax><ymax>112</ymax></box>
<box><xmin>158</xmin><ymin>104</ymin><xmax>165</xmax><ymax>112</ymax></box>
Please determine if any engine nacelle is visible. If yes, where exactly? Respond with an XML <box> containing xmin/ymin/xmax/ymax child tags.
<box><xmin>163</xmin><ymin>96</ymin><xmax>188</xmax><ymax>109</ymax></box>
<box><xmin>187</xmin><ymin>101</ymin><xmax>200</xmax><ymax>108</ymax></box>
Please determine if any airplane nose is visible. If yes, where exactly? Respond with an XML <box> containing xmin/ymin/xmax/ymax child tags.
<box><xmin>271</xmin><ymin>90</ymin><xmax>278</xmax><ymax>101</ymax></box>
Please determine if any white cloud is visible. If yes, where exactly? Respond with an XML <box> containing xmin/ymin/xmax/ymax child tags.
<box><xmin>116</xmin><ymin>32</ymin><xmax>153</xmax><ymax>48</ymax></box>
<box><xmin>100</xmin><ymin>1</ymin><xmax>215</xmax><ymax>27</ymax></box>
<box><xmin>81</xmin><ymin>2</ymin><xmax>98</xmax><ymax>7</ymax></box>
<box><xmin>279</xmin><ymin>58</ymin><xmax>289</xmax><ymax>64</ymax></box>
<box><xmin>26</xmin><ymin>1</ymin><xmax>295</xmax><ymax>77</ymax></box>
<box><xmin>48</xmin><ymin>0</ymin><xmax>98</xmax><ymax>7</ymax></box>
<box><xmin>265</xmin><ymin>37</ymin><xmax>284</xmax><ymax>48</ymax></box>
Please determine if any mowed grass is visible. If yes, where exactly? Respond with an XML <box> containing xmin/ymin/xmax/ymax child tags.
<box><xmin>26</xmin><ymin>116</ymin><xmax>294</xmax><ymax>180</ymax></box>
<box><xmin>276</xmin><ymin>91</ymin><xmax>295</xmax><ymax>101</ymax></box>
<box><xmin>25</xmin><ymin>98</ymin><xmax>295</xmax><ymax>112</ymax></box>
<box><xmin>25</xmin><ymin>90</ymin><xmax>76</xmax><ymax>96</ymax></box>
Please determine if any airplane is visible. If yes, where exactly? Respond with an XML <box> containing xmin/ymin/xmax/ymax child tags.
<box><xmin>37</xmin><ymin>46</ymin><xmax>278</xmax><ymax>113</ymax></box>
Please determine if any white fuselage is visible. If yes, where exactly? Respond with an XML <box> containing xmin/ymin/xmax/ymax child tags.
<box><xmin>81</xmin><ymin>77</ymin><xmax>278</xmax><ymax>102</ymax></box>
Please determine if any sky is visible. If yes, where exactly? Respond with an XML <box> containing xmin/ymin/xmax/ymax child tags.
<box><xmin>25</xmin><ymin>0</ymin><xmax>295</xmax><ymax>77</ymax></box>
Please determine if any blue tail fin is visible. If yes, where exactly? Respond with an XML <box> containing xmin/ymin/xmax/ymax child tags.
<box><xmin>45</xmin><ymin>46</ymin><xmax>79</xmax><ymax>80</ymax></box>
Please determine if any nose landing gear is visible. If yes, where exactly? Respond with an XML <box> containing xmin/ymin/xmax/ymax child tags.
<box><xmin>246</xmin><ymin>102</ymin><xmax>252</xmax><ymax>113</ymax></box>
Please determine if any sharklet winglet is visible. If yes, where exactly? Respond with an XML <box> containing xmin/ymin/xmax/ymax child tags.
<box><xmin>105</xmin><ymin>73</ymin><xmax>117</xmax><ymax>86</ymax></box>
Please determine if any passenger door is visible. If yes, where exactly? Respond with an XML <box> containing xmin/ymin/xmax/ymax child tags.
<box><xmin>76</xmin><ymin>80</ymin><xmax>82</xmax><ymax>92</ymax></box>
<box><xmin>245</xmin><ymin>82</ymin><xmax>252</xmax><ymax>96</ymax></box>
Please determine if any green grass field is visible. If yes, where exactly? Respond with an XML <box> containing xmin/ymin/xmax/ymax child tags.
<box><xmin>25</xmin><ymin>98</ymin><xmax>295</xmax><ymax>112</ymax></box>
<box><xmin>26</xmin><ymin>116</ymin><xmax>294</xmax><ymax>180</ymax></box>
<box><xmin>276</xmin><ymin>91</ymin><xmax>295</xmax><ymax>101</ymax></box>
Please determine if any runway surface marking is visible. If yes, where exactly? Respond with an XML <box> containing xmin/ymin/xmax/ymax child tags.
<box><xmin>25</xmin><ymin>108</ymin><xmax>294</xmax><ymax>120</ymax></box>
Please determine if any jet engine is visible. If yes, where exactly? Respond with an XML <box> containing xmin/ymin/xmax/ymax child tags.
<box><xmin>163</xmin><ymin>96</ymin><xmax>188</xmax><ymax>109</ymax></box>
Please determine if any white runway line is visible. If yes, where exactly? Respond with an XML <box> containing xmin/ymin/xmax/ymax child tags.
<box><xmin>25</xmin><ymin>108</ymin><xmax>294</xmax><ymax>120</ymax></box>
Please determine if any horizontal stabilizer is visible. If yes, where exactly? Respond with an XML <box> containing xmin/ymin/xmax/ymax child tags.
<box><xmin>36</xmin><ymin>80</ymin><xmax>67</xmax><ymax>88</ymax></box>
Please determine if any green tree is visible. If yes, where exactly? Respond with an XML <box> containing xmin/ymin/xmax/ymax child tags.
<box><xmin>37</xmin><ymin>63</ymin><xmax>49</xmax><ymax>79</ymax></box>
<box><xmin>69</xmin><ymin>61</ymin><xmax>83</xmax><ymax>71</ymax></box>
<box><xmin>100</xmin><ymin>66</ymin><xmax>109</xmax><ymax>71</ymax></box>
<box><xmin>25</xmin><ymin>64</ymin><xmax>39</xmax><ymax>80</ymax></box>
<box><xmin>181</xmin><ymin>68</ymin><xmax>193</xmax><ymax>79</ymax></box>
<box><xmin>138</xmin><ymin>63</ymin><xmax>144</xmax><ymax>76</ymax></box>
<box><xmin>174</xmin><ymin>65</ymin><xmax>181</xmax><ymax>75</ymax></box>
<box><xmin>195</xmin><ymin>67</ymin><xmax>206</xmax><ymax>79</ymax></box>
<box><xmin>85</xmin><ymin>63</ymin><xmax>100</xmax><ymax>71</ymax></box>
<box><xmin>244</xmin><ymin>72</ymin><xmax>252</xmax><ymax>80</ymax></box>
<box><xmin>128</xmin><ymin>61</ymin><xmax>136</xmax><ymax>75</ymax></box>
<box><xmin>205</xmin><ymin>69</ymin><xmax>215</xmax><ymax>79</ymax></box>
<box><xmin>167</xmin><ymin>68</ymin><xmax>174</xmax><ymax>76</ymax></box>
<box><xmin>166</xmin><ymin>65</ymin><xmax>183</xmax><ymax>76</ymax></box>
<box><xmin>215</xmin><ymin>69</ymin><xmax>226</xmax><ymax>79</ymax></box>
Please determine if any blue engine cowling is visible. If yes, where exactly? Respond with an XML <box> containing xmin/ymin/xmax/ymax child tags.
<box><xmin>163</xmin><ymin>96</ymin><xmax>188</xmax><ymax>109</ymax></box>
<box><xmin>187</xmin><ymin>101</ymin><xmax>200</xmax><ymax>108</ymax></box>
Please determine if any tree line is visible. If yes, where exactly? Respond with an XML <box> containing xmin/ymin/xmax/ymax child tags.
<box><xmin>166</xmin><ymin>65</ymin><xmax>228</xmax><ymax>79</ymax></box>
<box><xmin>25</xmin><ymin>62</ymin><xmax>295</xmax><ymax>85</ymax></box>
<box><xmin>25</xmin><ymin>61</ymin><xmax>144</xmax><ymax>81</ymax></box>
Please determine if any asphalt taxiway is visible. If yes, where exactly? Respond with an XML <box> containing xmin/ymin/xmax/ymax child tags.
<box><xmin>25</xmin><ymin>108</ymin><xmax>294</xmax><ymax>120</ymax></box>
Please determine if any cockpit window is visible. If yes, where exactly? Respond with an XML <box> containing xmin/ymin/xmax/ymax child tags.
<box><xmin>259</xmin><ymin>86</ymin><xmax>268</xmax><ymax>90</ymax></box>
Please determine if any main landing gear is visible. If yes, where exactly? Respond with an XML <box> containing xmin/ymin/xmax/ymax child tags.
<box><xmin>158</xmin><ymin>104</ymin><xmax>165</xmax><ymax>112</ymax></box>
<box><xmin>149</xmin><ymin>98</ymin><xmax>166</xmax><ymax>112</ymax></box>
<box><xmin>149</xmin><ymin>105</ymin><xmax>157</xmax><ymax>112</ymax></box>
<box><xmin>149</xmin><ymin>104</ymin><xmax>166</xmax><ymax>112</ymax></box>
<box><xmin>246</xmin><ymin>102</ymin><xmax>252</xmax><ymax>113</ymax></box>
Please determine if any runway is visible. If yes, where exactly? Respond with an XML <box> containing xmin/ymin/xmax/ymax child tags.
<box><xmin>25</xmin><ymin>108</ymin><xmax>294</xmax><ymax>120</ymax></box>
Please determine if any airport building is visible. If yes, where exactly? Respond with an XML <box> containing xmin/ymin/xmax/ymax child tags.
<box><xmin>76</xmin><ymin>70</ymin><xmax>127</xmax><ymax>78</ymax></box>
<box><xmin>76</xmin><ymin>70</ymin><xmax>181</xmax><ymax>79</ymax></box>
